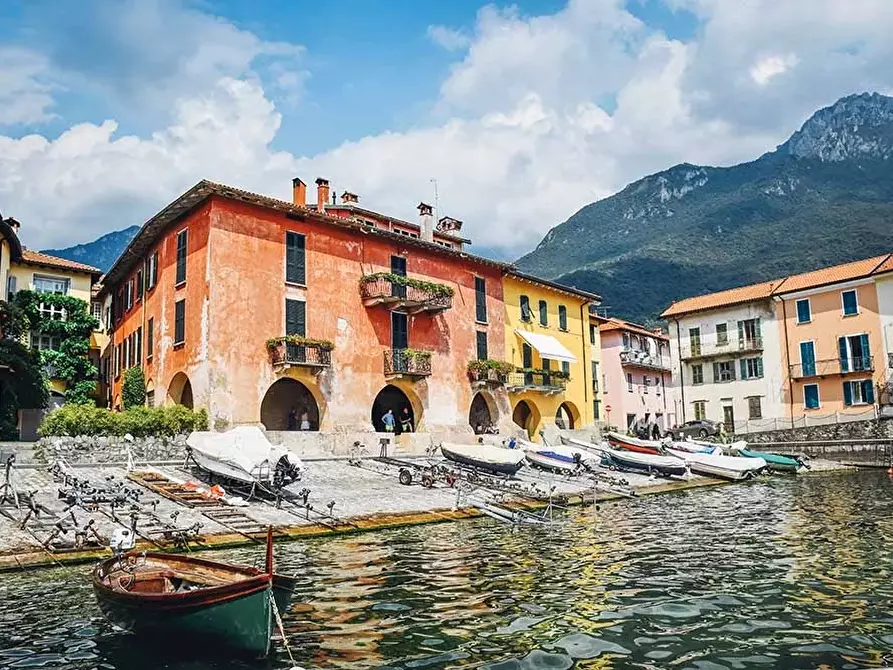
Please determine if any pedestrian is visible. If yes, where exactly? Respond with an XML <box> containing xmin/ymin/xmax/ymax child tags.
<box><xmin>287</xmin><ymin>408</ymin><xmax>298</xmax><ymax>431</ymax></box>
<box><xmin>651</xmin><ymin>422</ymin><xmax>661</xmax><ymax>441</ymax></box>
<box><xmin>400</xmin><ymin>406</ymin><xmax>413</xmax><ymax>433</ymax></box>
<box><xmin>300</xmin><ymin>409</ymin><xmax>310</xmax><ymax>431</ymax></box>
<box><xmin>382</xmin><ymin>409</ymin><xmax>396</xmax><ymax>433</ymax></box>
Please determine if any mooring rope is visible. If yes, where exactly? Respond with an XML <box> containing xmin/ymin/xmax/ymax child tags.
<box><xmin>269</xmin><ymin>589</ymin><xmax>304</xmax><ymax>670</ymax></box>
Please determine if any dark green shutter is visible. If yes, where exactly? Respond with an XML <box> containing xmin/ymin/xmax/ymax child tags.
<box><xmin>713</xmin><ymin>362</ymin><xmax>720</xmax><ymax>382</ymax></box>
<box><xmin>539</xmin><ymin>300</ymin><xmax>548</xmax><ymax>326</ymax></box>
<box><xmin>476</xmin><ymin>331</ymin><xmax>488</xmax><ymax>360</ymax></box>
<box><xmin>176</xmin><ymin>230</ymin><xmax>187</xmax><ymax>284</ymax></box>
<box><xmin>559</xmin><ymin>306</ymin><xmax>567</xmax><ymax>330</ymax></box>
<box><xmin>740</xmin><ymin>359</ymin><xmax>747</xmax><ymax>379</ymax></box>
<box><xmin>864</xmin><ymin>381</ymin><xmax>875</xmax><ymax>404</ymax></box>
<box><xmin>286</xmin><ymin>232</ymin><xmax>306</xmax><ymax>284</ymax></box>
<box><xmin>562</xmin><ymin>361</ymin><xmax>570</xmax><ymax>376</ymax></box>
<box><xmin>285</xmin><ymin>299</ymin><xmax>306</xmax><ymax>336</ymax></box>
<box><xmin>174</xmin><ymin>300</ymin><xmax>185</xmax><ymax>344</ymax></box>
<box><xmin>843</xmin><ymin>382</ymin><xmax>853</xmax><ymax>406</ymax></box>
<box><xmin>475</xmin><ymin>277</ymin><xmax>487</xmax><ymax>322</ymax></box>
<box><xmin>839</xmin><ymin>337</ymin><xmax>849</xmax><ymax>372</ymax></box>
<box><xmin>391</xmin><ymin>312</ymin><xmax>408</xmax><ymax>350</ymax></box>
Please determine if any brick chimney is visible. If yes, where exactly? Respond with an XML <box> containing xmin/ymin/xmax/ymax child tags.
<box><xmin>292</xmin><ymin>178</ymin><xmax>306</xmax><ymax>207</ymax></box>
<box><xmin>315</xmin><ymin>178</ymin><xmax>330</xmax><ymax>214</ymax></box>
<box><xmin>5</xmin><ymin>217</ymin><xmax>20</xmax><ymax>232</ymax></box>
<box><xmin>418</xmin><ymin>202</ymin><xmax>434</xmax><ymax>243</ymax></box>
<box><xmin>341</xmin><ymin>191</ymin><xmax>359</xmax><ymax>205</ymax></box>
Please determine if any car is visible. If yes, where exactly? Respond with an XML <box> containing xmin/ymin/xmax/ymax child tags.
<box><xmin>671</xmin><ymin>419</ymin><xmax>722</xmax><ymax>440</ymax></box>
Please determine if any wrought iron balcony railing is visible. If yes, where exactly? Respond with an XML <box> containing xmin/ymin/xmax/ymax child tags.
<box><xmin>789</xmin><ymin>356</ymin><xmax>873</xmax><ymax>379</ymax></box>
<box><xmin>360</xmin><ymin>274</ymin><xmax>453</xmax><ymax>314</ymax></box>
<box><xmin>505</xmin><ymin>370</ymin><xmax>567</xmax><ymax>393</ymax></box>
<box><xmin>268</xmin><ymin>339</ymin><xmax>333</xmax><ymax>368</ymax></box>
<box><xmin>384</xmin><ymin>348</ymin><xmax>432</xmax><ymax>377</ymax></box>
<box><xmin>680</xmin><ymin>337</ymin><xmax>763</xmax><ymax>360</ymax></box>
<box><xmin>619</xmin><ymin>348</ymin><xmax>671</xmax><ymax>371</ymax></box>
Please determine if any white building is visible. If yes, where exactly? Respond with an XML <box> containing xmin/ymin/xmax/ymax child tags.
<box><xmin>662</xmin><ymin>281</ymin><xmax>786</xmax><ymax>431</ymax></box>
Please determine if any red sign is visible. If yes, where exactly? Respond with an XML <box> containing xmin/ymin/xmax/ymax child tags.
<box><xmin>605</xmin><ymin>405</ymin><xmax>612</xmax><ymax>412</ymax></box>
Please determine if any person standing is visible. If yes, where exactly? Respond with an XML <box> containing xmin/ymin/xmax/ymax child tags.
<box><xmin>382</xmin><ymin>409</ymin><xmax>396</xmax><ymax>433</ymax></box>
<box><xmin>300</xmin><ymin>409</ymin><xmax>311</xmax><ymax>431</ymax></box>
<box><xmin>400</xmin><ymin>406</ymin><xmax>413</xmax><ymax>433</ymax></box>
<box><xmin>287</xmin><ymin>408</ymin><xmax>298</xmax><ymax>431</ymax></box>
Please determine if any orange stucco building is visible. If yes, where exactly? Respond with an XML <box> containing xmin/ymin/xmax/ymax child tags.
<box><xmin>100</xmin><ymin>179</ymin><xmax>513</xmax><ymax>441</ymax></box>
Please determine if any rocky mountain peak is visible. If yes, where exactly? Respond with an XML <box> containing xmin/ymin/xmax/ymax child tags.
<box><xmin>779</xmin><ymin>92</ymin><xmax>893</xmax><ymax>161</ymax></box>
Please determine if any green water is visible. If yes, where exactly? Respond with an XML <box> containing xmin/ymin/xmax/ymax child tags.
<box><xmin>2</xmin><ymin>470</ymin><xmax>893</xmax><ymax>669</ymax></box>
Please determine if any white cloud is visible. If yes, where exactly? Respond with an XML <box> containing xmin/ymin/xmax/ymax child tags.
<box><xmin>0</xmin><ymin>48</ymin><xmax>57</xmax><ymax>125</ymax></box>
<box><xmin>427</xmin><ymin>25</ymin><xmax>471</xmax><ymax>51</ymax></box>
<box><xmin>4</xmin><ymin>0</ymin><xmax>893</xmax><ymax>257</ymax></box>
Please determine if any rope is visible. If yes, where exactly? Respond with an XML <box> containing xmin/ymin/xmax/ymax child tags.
<box><xmin>269</xmin><ymin>589</ymin><xmax>302</xmax><ymax>669</ymax></box>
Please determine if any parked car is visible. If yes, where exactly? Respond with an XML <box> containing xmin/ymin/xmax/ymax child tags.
<box><xmin>671</xmin><ymin>419</ymin><xmax>722</xmax><ymax>440</ymax></box>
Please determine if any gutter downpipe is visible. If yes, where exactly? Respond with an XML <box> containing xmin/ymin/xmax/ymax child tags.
<box><xmin>779</xmin><ymin>297</ymin><xmax>794</xmax><ymax>430</ymax></box>
<box><xmin>580</xmin><ymin>302</ymin><xmax>590</xmax><ymax>418</ymax></box>
<box><xmin>675</xmin><ymin>319</ymin><xmax>686</xmax><ymax>423</ymax></box>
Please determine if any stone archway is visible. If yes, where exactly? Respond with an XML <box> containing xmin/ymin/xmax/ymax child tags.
<box><xmin>512</xmin><ymin>399</ymin><xmax>540</xmax><ymax>439</ymax></box>
<box><xmin>167</xmin><ymin>372</ymin><xmax>193</xmax><ymax>409</ymax></box>
<box><xmin>145</xmin><ymin>379</ymin><xmax>156</xmax><ymax>408</ymax></box>
<box><xmin>469</xmin><ymin>391</ymin><xmax>497</xmax><ymax>434</ymax></box>
<box><xmin>556</xmin><ymin>401</ymin><xmax>579</xmax><ymax>430</ymax></box>
<box><xmin>372</xmin><ymin>385</ymin><xmax>416</xmax><ymax>434</ymax></box>
<box><xmin>260</xmin><ymin>378</ymin><xmax>320</xmax><ymax>431</ymax></box>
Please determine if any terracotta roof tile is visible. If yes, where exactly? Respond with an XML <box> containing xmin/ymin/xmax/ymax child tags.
<box><xmin>661</xmin><ymin>280</ymin><xmax>779</xmax><ymax>319</ymax></box>
<box><xmin>21</xmin><ymin>249</ymin><xmax>100</xmax><ymax>274</ymax></box>
<box><xmin>773</xmin><ymin>254</ymin><xmax>890</xmax><ymax>294</ymax></box>
<box><xmin>599</xmin><ymin>317</ymin><xmax>668</xmax><ymax>341</ymax></box>
<box><xmin>874</xmin><ymin>255</ymin><xmax>893</xmax><ymax>275</ymax></box>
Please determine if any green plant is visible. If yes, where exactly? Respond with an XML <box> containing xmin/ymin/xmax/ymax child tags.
<box><xmin>265</xmin><ymin>335</ymin><xmax>335</xmax><ymax>351</ymax></box>
<box><xmin>13</xmin><ymin>290</ymin><xmax>98</xmax><ymax>404</ymax></box>
<box><xmin>39</xmin><ymin>404</ymin><xmax>208</xmax><ymax>438</ymax></box>
<box><xmin>0</xmin><ymin>304</ymin><xmax>48</xmax><ymax>439</ymax></box>
<box><xmin>400</xmin><ymin>348</ymin><xmax>433</xmax><ymax>363</ymax></box>
<box><xmin>360</xmin><ymin>272</ymin><xmax>455</xmax><ymax>299</ymax></box>
<box><xmin>467</xmin><ymin>359</ymin><xmax>515</xmax><ymax>375</ymax></box>
<box><xmin>122</xmin><ymin>367</ymin><xmax>147</xmax><ymax>409</ymax></box>
<box><xmin>517</xmin><ymin>366</ymin><xmax>571</xmax><ymax>380</ymax></box>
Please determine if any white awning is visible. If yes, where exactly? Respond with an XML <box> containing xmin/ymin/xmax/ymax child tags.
<box><xmin>515</xmin><ymin>330</ymin><xmax>578</xmax><ymax>364</ymax></box>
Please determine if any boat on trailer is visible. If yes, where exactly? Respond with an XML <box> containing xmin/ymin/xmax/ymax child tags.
<box><xmin>666</xmin><ymin>448</ymin><xmax>766</xmax><ymax>481</ymax></box>
<box><xmin>439</xmin><ymin>442</ymin><xmax>526</xmax><ymax>476</ymax></box>
<box><xmin>605</xmin><ymin>432</ymin><xmax>665</xmax><ymax>455</ymax></box>
<box><xmin>597</xmin><ymin>443</ymin><xmax>687</xmax><ymax>478</ymax></box>
<box><xmin>92</xmin><ymin>528</ymin><xmax>295</xmax><ymax>658</ymax></box>
<box><xmin>517</xmin><ymin>439</ymin><xmax>595</xmax><ymax>473</ymax></box>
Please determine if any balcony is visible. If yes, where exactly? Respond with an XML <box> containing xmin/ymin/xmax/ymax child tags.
<box><xmin>680</xmin><ymin>337</ymin><xmax>763</xmax><ymax>361</ymax></box>
<box><xmin>360</xmin><ymin>273</ymin><xmax>453</xmax><ymax>314</ymax></box>
<box><xmin>506</xmin><ymin>370</ymin><xmax>568</xmax><ymax>394</ymax></box>
<box><xmin>267</xmin><ymin>337</ymin><xmax>333</xmax><ymax>369</ymax></box>
<box><xmin>789</xmin><ymin>356</ymin><xmax>874</xmax><ymax>380</ymax></box>
<box><xmin>467</xmin><ymin>360</ymin><xmax>514</xmax><ymax>386</ymax></box>
<box><xmin>620</xmin><ymin>349</ymin><xmax>671</xmax><ymax>371</ymax></box>
<box><xmin>384</xmin><ymin>348</ymin><xmax>432</xmax><ymax>378</ymax></box>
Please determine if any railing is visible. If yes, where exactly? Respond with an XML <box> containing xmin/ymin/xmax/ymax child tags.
<box><xmin>268</xmin><ymin>341</ymin><xmax>332</xmax><ymax>368</ymax></box>
<box><xmin>360</xmin><ymin>275</ymin><xmax>453</xmax><ymax>313</ymax></box>
<box><xmin>680</xmin><ymin>337</ymin><xmax>763</xmax><ymax>360</ymax></box>
<box><xmin>506</xmin><ymin>371</ymin><xmax>567</xmax><ymax>393</ymax></box>
<box><xmin>619</xmin><ymin>349</ymin><xmax>671</xmax><ymax>371</ymax></box>
<box><xmin>384</xmin><ymin>349</ymin><xmax>432</xmax><ymax>377</ymax></box>
<box><xmin>789</xmin><ymin>356</ymin><xmax>874</xmax><ymax>379</ymax></box>
<box><xmin>469</xmin><ymin>369</ymin><xmax>507</xmax><ymax>385</ymax></box>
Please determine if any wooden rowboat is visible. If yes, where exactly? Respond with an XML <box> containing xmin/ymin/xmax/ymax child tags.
<box><xmin>605</xmin><ymin>432</ymin><xmax>665</xmax><ymax>455</ymax></box>
<box><xmin>92</xmin><ymin>529</ymin><xmax>293</xmax><ymax>658</ymax></box>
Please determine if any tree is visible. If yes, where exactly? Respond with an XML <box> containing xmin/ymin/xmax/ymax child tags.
<box><xmin>122</xmin><ymin>366</ymin><xmax>146</xmax><ymax>409</ymax></box>
<box><xmin>0</xmin><ymin>300</ymin><xmax>48</xmax><ymax>439</ymax></box>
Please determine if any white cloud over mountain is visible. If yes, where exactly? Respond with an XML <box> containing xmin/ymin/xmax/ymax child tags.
<box><xmin>2</xmin><ymin>0</ymin><xmax>893</xmax><ymax>255</ymax></box>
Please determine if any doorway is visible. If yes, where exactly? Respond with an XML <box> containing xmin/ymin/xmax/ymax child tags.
<box><xmin>372</xmin><ymin>384</ymin><xmax>415</xmax><ymax>434</ymax></box>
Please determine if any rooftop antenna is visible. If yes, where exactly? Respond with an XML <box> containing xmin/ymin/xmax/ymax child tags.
<box><xmin>430</xmin><ymin>177</ymin><xmax>439</xmax><ymax>220</ymax></box>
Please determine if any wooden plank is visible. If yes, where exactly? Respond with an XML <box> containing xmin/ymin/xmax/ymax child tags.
<box><xmin>127</xmin><ymin>471</ymin><xmax>221</xmax><ymax>509</ymax></box>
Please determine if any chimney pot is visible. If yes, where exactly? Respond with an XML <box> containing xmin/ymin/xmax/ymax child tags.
<box><xmin>315</xmin><ymin>178</ymin><xmax>330</xmax><ymax>214</ymax></box>
<box><xmin>341</xmin><ymin>191</ymin><xmax>359</xmax><ymax>204</ymax></box>
<box><xmin>5</xmin><ymin>217</ymin><xmax>20</xmax><ymax>232</ymax></box>
<box><xmin>417</xmin><ymin>202</ymin><xmax>433</xmax><ymax>216</ymax></box>
<box><xmin>417</xmin><ymin>202</ymin><xmax>434</xmax><ymax>242</ymax></box>
<box><xmin>291</xmin><ymin>178</ymin><xmax>307</xmax><ymax>207</ymax></box>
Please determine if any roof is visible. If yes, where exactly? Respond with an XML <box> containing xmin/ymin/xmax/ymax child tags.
<box><xmin>662</xmin><ymin>252</ymin><xmax>893</xmax><ymax>318</ymax></box>
<box><xmin>599</xmin><ymin>317</ymin><xmax>668</xmax><ymax>341</ymax></box>
<box><xmin>326</xmin><ymin>203</ymin><xmax>473</xmax><ymax>244</ymax></box>
<box><xmin>0</xmin><ymin>219</ymin><xmax>23</xmax><ymax>262</ymax></box>
<box><xmin>102</xmin><ymin>180</ymin><xmax>513</xmax><ymax>289</ymax></box>
<box><xmin>508</xmin><ymin>270</ymin><xmax>602</xmax><ymax>303</ymax></box>
<box><xmin>20</xmin><ymin>249</ymin><xmax>100</xmax><ymax>275</ymax></box>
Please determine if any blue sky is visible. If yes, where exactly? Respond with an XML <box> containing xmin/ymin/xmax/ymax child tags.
<box><xmin>0</xmin><ymin>0</ymin><xmax>891</xmax><ymax>255</ymax></box>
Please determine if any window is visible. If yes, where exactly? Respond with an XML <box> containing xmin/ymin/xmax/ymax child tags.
<box><xmin>147</xmin><ymin>318</ymin><xmax>154</xmax><ymax>360</ymax></box>
<box><xmin>38</xmin><ymin>301</ymin><xmax>66</xmax><ymax>321</ymax></box>
<box><xmin>842</xmin><ymin>289</ymin><xmax>858</xmax><ymax>316</ymax></box>
<box><xmin>838</xmin><ymin>334</ymin><xmax>871</xmax><ymax>372</ymax></box>
<box><xmin>713</xmin><ymin>360</ymin><xmax>736</xmax><ymax>382</ymax></box>
<box><xmin>115</xmin><ymin>344</ymin><xmax>121</xmax><ymax>378</ymax></box>
<box><xmin>796</xmin><ymin>298</ymin><xmax>811</xmax><ymax>324</ymax></box>
<box><xmin>799</xmin><ymin>341</ymin><xmax>816</xmax><ymax>376</ymax></box>
<box><xmin>175</xmin><ymin>229</ymin><xmax>188</xmax><ymax>284</ymax></box>
<box><xmin>174</xmin><ymin>299</ymin><xmax>185</xmax><ymax>345</ymax></box>
<box><xmin>285</xmin><ymin>299</ymin><xmax>306</xmax><ymax>337</ymax></box>
<box><xmin>538</xmin><ymin>300</ymin><xmax>548</xmax><ymax>326</ymax></box>
<box><xmin>689</xmin><ymin>327</ymin><xmax>701</xmax><ymax>356</ymax></box>
<box><xmin>147</xmin><ymin>251</ymin><xmax>159</xmax><ymax>290</ymax></box>
<box><xmin>285</xmin><ymin>232</ymin><xmax>306</xmax><ymax>285</ymax></box>
<box><xmin>33</xmin><ymin>276</ymin><xmax>69</xmax><ymax>295</ymax></box>
<box><xmin>520</xmin><ymin>295</ymin><xmax>531</xmax><ymax>322</ymax></box>
<box><xmin>693</xmin><ymin>401</ymin><xmax>706</xmax><ymax>420</ymax></box>
<box><xmin>591</xmin><ymin>362</ymin><xmax>599</xmax><ymax>392</ymax></box>
<box><xmin>643</xmin><ymin>376</ymin><xmax>650</xmax><ymax>394</ymax></box>
<box><xmin>656</xmin><ymin>376</ymin><xmax>662</xmax><ymax>395</ymax></box>
<box><xmin>391</xmin><ymin>312</ymin><xmax>408</xmax><ymax>350</ymax></box>
<box><xmin>123</xmin><ymin>336</ymin><xmax>130</xmax><ymax>368</ymax></box>
<box><xmin>691</xmin><ymin>364</ymin><xmax>704</xmax><ymax>385</ymax></box>
<box><xmin>738</xmin><ymin>318</ymin><xmax>761</xmax><ymax>349</ymax></box>
<box><xmin>622</xmin><ymin>332</ymin><xmax>630</xmax><ymax>349</ymax></box>
<box><xmin>146</xmin><ymin>390</ymin><xmax>155</xmax><ymax>408</ymax></box>
<box><xmin>30</xmin><ymin>332</ymin><xmax>61</xmax><ymax>351</ymax></box>
<box><xmin>136</xmin><ymin>326</ymin><xmax>142</xmax><ymax>364</ymax></box>
<box><xmin>589</xmin><ymin>324</ymin><xmax>597</xmax><ymax>345</ymax></box>
<box><xmin>476</xmin><ymin>330</ymin><xmax>488</xmax><ymax>361</ymax></box>
<box><xmin>125</xmin><ymin>280</ymin><xmax>133</xmax><ymax>311</ymax></box>
<box><xmin>716</xmin><ymin>323</ymin><xmax>728</xmax><ymax>346</ymax></box>
<box><xmin>803</xmin><ymin>384</ymin><xmax>820</xmax><ymax>410</ymax></box>
<box><xmin>474</xmin><ymin>277</ymin><xmax>487</xmax><ymax>323</ymax></box>
<box><xmin>843</xmin><ymin>380</ymin><xmax>875</xmax><ymax>406</ymax></box>
<box><xmin>740</xmin><ymin>357</ymin><xmax>764</xmax><ymax>380</ymax></box>
<box><xmin>593</xmin><ymin>400</ymin><xmax>600</xmax><ymax>421</ymax></box>
<box><xmin>92</xmin><ymin>301</ymin><xmax>102</xmax><ymax>322</ymax></box>
<box><xmin>6</xmin><ymin>275</ymin><xmax>16</xmax><ymax>300</ymax></box>
<box><xmin>748</xmin><ymin>396</ymin><xmax>762</xmax><ymax>419</ymax></box>
<box><xmin>562</xmin><ymin>361</ymin><xmax>570</xmax><ymax>377</ymax></box>
<box><xmin>136</xmin><ymin>270</ymin><xmax>143</xmax><ymax>300</ymax></box>
<box><xmin>627</xmin><ymin>372</ymin><xmax>633</xmax><ymax>392</ymax></box>
<box><xmin>558</xmin><ymin>305</ymin><xmax>568</xmax><ymax>331</ymax></box>
<box><xmin>602</xmin><ymin>373</ymin><xmax>607</xmax><ymax>393</ymax></box>
<box><xmin>390</xmin><ymin>256</ymin><xmax>407</xmax><ymax>298</ymax></box>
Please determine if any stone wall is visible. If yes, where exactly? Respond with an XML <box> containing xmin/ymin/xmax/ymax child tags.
<box><xmin>740</xmin><ymin>418</ymin><xmax>893</xmax><ymax>466</ymax></box>
<box><xmin>35</xmin><ymin>435</ymin><xmax>189</xmax><ymax>465</ymax></box>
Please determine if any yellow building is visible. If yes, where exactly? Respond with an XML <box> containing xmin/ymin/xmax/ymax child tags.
<box><xmin>1</xmin><ymin>218</ymin><xmax>23</xmax><ymax>306</ymax></box>
<box><xmin>502</xmin><ymin>271</ymin><xmax>600</xmax><ymax>440</ymax></box>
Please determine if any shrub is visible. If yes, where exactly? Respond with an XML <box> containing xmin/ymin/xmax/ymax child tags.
<box><xmin>122</xmin><ymin>367</ymin><xmax>147</xmax><ymax>409</ymax></box>
<box><xmin>40</xmin><ymin>404</ymin><xmax>209</xmax><ymax>438</ymax></box>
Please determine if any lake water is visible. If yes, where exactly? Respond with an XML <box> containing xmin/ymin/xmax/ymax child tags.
<box><xmin>2</xmin><ymin>470</ymin><xmax>893</xmax><ymax>669</ymax></box>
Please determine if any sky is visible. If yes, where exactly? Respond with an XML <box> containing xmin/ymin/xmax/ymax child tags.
<box><xmin>2</xmin><ymin>0</ymin><xmax>893</xmax><ymax>259</ymax></box>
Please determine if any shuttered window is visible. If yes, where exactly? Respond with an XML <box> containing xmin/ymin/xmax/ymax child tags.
<box><xmin>286</xmin><ymin>232</ymin><xmax>306</xmax><ymax>285</ymax></box>
<box><xmin>804</xmin><ymin>384</ymin><xmax>820</xmax><ymax>409</ymax></box>
<box><xmin>136</xmin><ymin>270</ymin><xmax>143</xmax><ymax>300</ymax></box>
<box><xmin>558</xmin><ymin>305</ymin><xmax>567</xmax><ymax>330</ymax></box>
<box><xmin>285</xmin><ymin>299</ymin><xmax>306</xmax><ymax>337</ymax></box>
<box><xmin>148</xmin><ymin>252</ymin><xmax>159</xmax><ymax>289</ymax></box>
<box><xmin>562</xmin><ymin>361</ymin><xmax>570</xmax><ymax>376</ymax></box>
<box><xmin>843</xmin><ymin>380</ymin><xmax>874</xmax><ymax>406</ymax></box>
<box><xmin>176</xmin><ymin>230</ymin><xmax>188</xmax><ymax>284</ymax></box>
<box><xmin>136</xmin><ymin>326</ymin><xmax>142</xmax><ymax>363</ymax></box>
<box><xmin>538</xmin><ymin>300</ymin><xmax>548</xmax><ymax>326</ymax></box>
<box><xmin>147</xmin><ymin>318</ymin><xmax>154</xmax><ymax>359</ymax></box>
<box><xmin>520</xmin><ymin>295</ymin><xmax>531</xmax><ymax>322</ymax></box>
<box><xmin>476</xmin><ymin>330</ymin><xmax>488</xmax><ymax>361</ymax></box>
<box><xmin>474</xmin><ymin>277</ymin><xmax>487</xmax><ymax>323</ymax></box>
<box><xmin>174</xmin><ymin>299</ymin><xmax>185</xmax><ymax>345</ymax></box>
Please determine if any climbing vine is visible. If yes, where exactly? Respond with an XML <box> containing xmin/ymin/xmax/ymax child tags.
<box><xmin>0</xmin><ymin>300</ymin><xmax>48</xmax><ymax>439</ymax></box>
<box><xmin>13</xmin><ymin>290</ymin><xmax>99</xmax><ymax>405</ymax></box>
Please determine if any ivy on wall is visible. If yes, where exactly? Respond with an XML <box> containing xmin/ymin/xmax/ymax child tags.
<box><xmin>0</xmin><ymin>300</ymin><xmax>48</xmax><ymax>439</ymax></box>
<box><xmin>13</xmin><ymin>290</ymin><xmax>99</xmax><ymax>405</ymax></box>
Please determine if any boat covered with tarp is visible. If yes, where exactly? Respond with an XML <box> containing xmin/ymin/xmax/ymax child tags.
<box><xmin>440</xmin><ymin>442</ymin><xmax>526</xmax><ymax>475</ymax></box>
<box><xmin>186</xmin><ymin>426</ymin><xmax>304</xmax><ymax>490</ymax></box>
<box><xmin>734</xmin><ymin>446</ymin><xmax>807</xmax><ymax>473</ymax></box>
<box><xmin>517</xmin><ymin>439</ymin><xmax>596</xmax><ymax>473</ymax></box>
<box><xmin>666</xmin><ymin>448</ymin><xmax>766</xmax><ymax>481</ymax></box>
<box><xmin>597</xmin><ymin>443</ymin><xmax>687</xmax><ymax>477</ymax></box>
<box><xmin>605</xmin><ymin>432</ymin><xmax>665</xmax><ymax>455</ymax></box>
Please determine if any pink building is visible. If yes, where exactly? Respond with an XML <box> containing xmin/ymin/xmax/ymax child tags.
<box><xmin>597</xmin><ymin>317</ymin><xmax>676</xmax><ymax>432</ymax></box>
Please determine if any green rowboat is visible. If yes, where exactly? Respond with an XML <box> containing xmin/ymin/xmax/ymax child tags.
<box><xmin>737</xmin><ymin>447</ymin><xmax>804</xmax><ymax>473</ymax></box>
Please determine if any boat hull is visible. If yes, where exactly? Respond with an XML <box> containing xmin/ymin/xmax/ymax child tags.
<box><xmin>440</xmin><ymin>443</ymin><xmax>525</xmax><ymax>476</ymax></box>
<box><xmin>190</xmin><ymin>448</ymin><xmax>258</xmax><ymax>486</ymax></box>
<box><xmin>666</xmin><ymin>449</ymin><xmax>766</xmax><ymax>481</ymax></box>
<box><xmin>605</xmin><ymin>448</ymin><xmax>687</xmax><ymax>477</ymax></box>
<box><xmin>525</xmin><ymin>450</ymin><xmax>578</xmax><ymax>473</ymax></box>
<box><xmin>605</xmin><ymin>432</ymin><xmax>664</xmax><ymax>455</ymax></box>
<box><xmin>737</xmin><ymin>448</ymin><xmax>801</xmax><ymax>472</ymax></box>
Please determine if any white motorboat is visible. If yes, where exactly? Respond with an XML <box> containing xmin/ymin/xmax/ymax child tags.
<box><xmin>517</xmin><ymin>439</ymin><xmax>595</xmax><ymax>473</ymax></box>
<box><xmin>186</xmin><ymin>426</ymin><xmax>304</xmax><ymax>490</ymax></box>
<box><xmin>440</xmin><ymin>442</ymin><xmax>526</xmax><ymax>475</ymax></box>
<box><xmin>597</xmin><ymin>443</ymin><xmax>687</xmax><ymax>477</ymax></box>
<box><xmin>666</xmin><ymin>447</ymin><xmax>766</xmax><ymax>481</ymax></box>
<box><xmin>668</xmin><ymin>440</ymin><xmax>723</xmax><ymax>455</ymax></box>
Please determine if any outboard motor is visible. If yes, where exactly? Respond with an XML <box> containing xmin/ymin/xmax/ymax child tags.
<box><xmin>110</xmin><ymin>527</ymin><xmax>135</xmax><ymax>556</ymax></box>
<box><xmin>274</xmin><ymin>454</ymin><xmax>304</xmax><ymax>488</ymax></box>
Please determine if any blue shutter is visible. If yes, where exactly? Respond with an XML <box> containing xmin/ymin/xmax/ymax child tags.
<box><xmin>804</xmin><ymin>385</ymin><xmax>818</xmax><ymax>409</ymax></box>
<box><xmin>860</xmin><ymin>334</ymin><xmax>871</xmax><ymax>370</ymax></box>
<box><xmin>843</xmin><ymin>290</ymin><xmax>858</xmax><ymax>315</ymax></box>
<box><xmin>756</xmin><ymin>357</ymin><xmax>764</xmax><ymax>378</ymax></box>
<box><xmin>843</xmin><ymin>382</ymin><xmax>853</xmax><ymax>406</ymax></box>
<box><xmin>838</xmin><ymin>337</ymin><xmax>850</xmax><ymax>372</ymax></box>
<box><xmin>740</xmin><ymin>359</ymin><xmax>747</xmax><ymax>379</ymax></box>
<box><xmin>864</xmin><ymin>381</ymin><xmax>875</xmax><ymax>404</ymax></box>
<box><xmin>796</xmin><ymin>299</ymin><xmax>810</xmax><ymax>323</ymax></box>
<box><xmin>713</xmin><ymin>362</ymin><xmax>720</xmax><ymax>382</ymax></box>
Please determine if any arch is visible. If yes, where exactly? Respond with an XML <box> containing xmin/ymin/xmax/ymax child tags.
<box><xmin>145</xmin><ymin>379</ymin><xmax>156</xmax><ymax>408</ymax></box>
<box><xmin>512</xmin><ymin>399</ymin><xmax>541</xmax><ymax>440</ymax></box>
<box><xmin>469</xmin><ymin>391</ymin><xmax>497</xmax><ymax>434</ymax></box>
<box><xmin>372</xmin><ymin>384</ymin><xmax>416</xmax><ymax>434</ymax></box>
<box><xmin>260</xmin><ymin>378</ymin><xmax>320</xmax><ymax>431</ymax></box>
<box><xmin>556</xmin><ymin>401</ymin><xmax>580</xmax><ymax>430</ymax></box>
<box><xmin>167</xmin><ymin>372</ymin><xmax>194</xmax><ymax>409</ymax></box>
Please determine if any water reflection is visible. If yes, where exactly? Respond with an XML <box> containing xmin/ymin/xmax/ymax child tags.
<box><xmin>1</xmin><ymin>471</ymin><xmax>892</xmax><ymax>669</ymax></box>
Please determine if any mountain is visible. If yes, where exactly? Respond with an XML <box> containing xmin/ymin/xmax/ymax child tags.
<box><xmin>516</xmin><ymin>92</ymin><xmax>893</xmax><ymax>324</ymax></box>
<box><xmin>42</xmin><ymin>225</ymin><xmax>139</xmax><ymax>274</ymax></box>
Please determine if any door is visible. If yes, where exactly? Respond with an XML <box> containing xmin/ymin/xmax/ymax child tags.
<box><xmin>522</xmin><ymin>343</ymin><xmax>533</xmax><ymax>385</ymax></box>
<box><xmin>391</xmin><ymin>256</ymin><xmax>407</xmax><ymax>299</ymax></box>
<box><xmin>799</xmin><ymin>341</ymin><xmax>816</xmax><ymax>377</ymax></box>
<box><xmin>723</xmin><ymin>405</ymin><xmax>735</xmax><ymax>433</ymax></box>
<box><xmin>391</xmin><ymin>312</ymin><xmax>408</xmax><ymax>350</ymax></box>
<box><xmin>286</xmin><ymin>299</ymin><xmax>306</xmax><ymax>363</ymax></box>
<box><xmin>689</xmin><ymin>328</ymin><xmax>701</xmax><ymax>356</ymax></box>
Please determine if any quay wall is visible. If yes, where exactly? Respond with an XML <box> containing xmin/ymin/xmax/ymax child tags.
<box><xmin>741</xmin><ymin>418</ymin><xmax>893</xmax><ymax>466</ymax></box>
